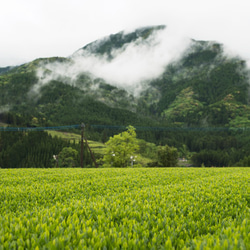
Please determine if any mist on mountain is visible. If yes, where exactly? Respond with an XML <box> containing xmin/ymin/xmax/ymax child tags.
<box><xmin>33</xmin><ymin>26</ymin><xmax>191</xmax><ymax>96</ymax></box>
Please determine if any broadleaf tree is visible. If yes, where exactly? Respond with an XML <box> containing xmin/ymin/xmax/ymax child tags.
<box><xmin>157</xmin><ymin>145</ymin><xmax>178</xmax><ymax>167</ymax></box>
<box><xmin>57</xmin><ymin>147</ymin><xmax>78</xmax><ymax>167</ymax></box>
<box><xmin>102</xmin><ymin>125</ymin><xmax>140</xmax><ymax>167</ymax></box>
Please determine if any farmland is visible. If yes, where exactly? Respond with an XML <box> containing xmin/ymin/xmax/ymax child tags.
<box><xmin>0</xmin><ymin>168</ymin><xmax>249</xmax><ymax>249</ymax></box>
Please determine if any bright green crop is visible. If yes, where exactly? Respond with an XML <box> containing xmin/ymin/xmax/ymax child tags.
<box><xmin>0</xmin><ymin>168</ymin><xmax>249</xmax><ymax>249</ymax></box>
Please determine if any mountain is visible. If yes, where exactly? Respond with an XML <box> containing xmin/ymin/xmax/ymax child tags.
<box><xmin>0</xmin><ymin>25</ymin><xmax>170</xmax><ymax>128</ymax></box>
<box><xmin>74</xmin><ymin>25</ymin><xmax>166</xmax><ymax>58</ymax></box>
<box><xmin>1</xmin><ymin>25</ymin><xmax>250</xmax><ymax>166</ymax></box>
<box><xmin>151</xmin><ymin>40</ymin><xmax>250</xmax><ymax>127</ymax></box>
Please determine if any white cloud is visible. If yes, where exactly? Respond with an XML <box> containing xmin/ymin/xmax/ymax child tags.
<box><xmin>33</xmin><ymin>27</ymin><xmax>190</xmax><ymax>95</ymax></box>
<box><xmin>0</xmin><ymin>105</ymin><xmax>10</xmax><ymax>114</ymax></box>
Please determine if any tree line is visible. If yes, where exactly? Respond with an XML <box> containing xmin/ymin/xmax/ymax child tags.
<box><xmin>0</xmin><ymin>131</ymin><xmax>93</xmax><ymax>168</ymax></box>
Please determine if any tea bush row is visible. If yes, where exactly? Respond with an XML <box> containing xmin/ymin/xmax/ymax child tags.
<box><xmin>0</xmin><ymin>168</ymin><xmax>249</xmax><ymax>249</ymax></box>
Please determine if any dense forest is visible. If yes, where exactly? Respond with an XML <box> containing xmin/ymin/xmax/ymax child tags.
<box><xmin>0</xmin><ymin>131</ymin><xmax>93</xmax><ymax>168</ymax></box>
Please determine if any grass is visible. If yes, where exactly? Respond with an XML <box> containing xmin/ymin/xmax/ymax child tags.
<box><xmin>87</xmin><ymin>140</ymin><xmax>106</xmax><ymax>155</ymax></box>
<box><xmin>47</xmin><ymin>130</ymin><xmax>153</xmax><ymax>165</ymax></box>
<box><xmin>47</xmin><ymin>130</ymin><xmax>81</xmax><ymax>143</ymax></box>
<box><xmin>0</xmin><ymin>122</ymin><xmax>7</xmax><ymax>127</ymax></box>
<box><xmin>47</xmin><ymin>130</ymin><xmax>106</xmax><ymax>154</ymax></box>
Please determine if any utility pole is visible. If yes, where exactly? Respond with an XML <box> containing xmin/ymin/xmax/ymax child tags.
<box><xmin>80</xmin><ymin>122</ymin><xmax>98</xmax><ymax>168</ymax></box>
<box><xmin>84</xmin><ymin>138</ymin><xmax>99</xmax><ymax>168</ymax></box>
<box><xmin>80</xmin><ymin>123</ymin><xmax>85</xmax><ymax>168</ymax></box>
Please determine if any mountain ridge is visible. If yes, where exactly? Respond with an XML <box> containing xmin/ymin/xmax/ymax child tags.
<box><xmin>0</xmin><ymin>25</ymin><xmax>249</xmax><ymax>129</ymax></box>
<box><xmin>73</xmin><ymin>25</ymin><xmax>166</xmax><ymax>58</ymax></box>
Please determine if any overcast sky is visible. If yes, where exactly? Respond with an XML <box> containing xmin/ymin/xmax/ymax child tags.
<box><xmin>0</xmin><ymin>0</ymin><xmax>250</xmax><ymax>67</ymax></box>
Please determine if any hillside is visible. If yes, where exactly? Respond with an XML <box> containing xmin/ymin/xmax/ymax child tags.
<box><xmin>1</xmin><ymin>26</ymin><xmax>249</xmax><ymax>128</ymax></box>
<box><xmin>1</xmin><ymin>25</ymin><xmax>250</xmax><ymax>166</ymax></box>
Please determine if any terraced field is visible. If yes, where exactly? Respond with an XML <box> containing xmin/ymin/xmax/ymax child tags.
<box><xmin>0</xmin><ymin>168</ymin><xmax>249</xmax><ymax>249</ymax></box>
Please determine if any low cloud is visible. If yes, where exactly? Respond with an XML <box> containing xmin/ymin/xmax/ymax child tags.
<box><xmin>0</xmin><ymin>105</ymin><xmax>10</xmax><ymax>114</ymax></box>
<box><xmin>33</xmin><ymin>26</ymin><xmax>191</xmax><ymax>96</ymax></box>
<box><xmin>246</xmin><ymin>60</ymin><xmax>250</xmax><ymax>70</ymax></box>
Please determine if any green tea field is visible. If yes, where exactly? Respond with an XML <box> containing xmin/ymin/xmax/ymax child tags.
<box><xmin>0</xmin><ymin>168</ymin><xmax>249</xmax><ymax>249</ymax></box>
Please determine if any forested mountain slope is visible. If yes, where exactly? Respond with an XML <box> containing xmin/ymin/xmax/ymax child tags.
<box><xmin>1</xmin><ymin>25</ymin><xmax>250</xmax><ymax>166</ymax></box>
<box><xmin>1</xmin><ymin>26</ymin><xmax>249</xmax><ymax>128</ymax></box>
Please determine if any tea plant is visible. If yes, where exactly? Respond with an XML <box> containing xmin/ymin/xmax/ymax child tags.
<box><xmin>0</xmin><ymin>168</ymin><xmax>249</xmax><ymax>249</ymax></box>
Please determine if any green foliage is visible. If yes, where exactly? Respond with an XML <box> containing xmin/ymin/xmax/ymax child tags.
<box><xmin>137</xmin><ymin>139</ymin><xmax>157</xmax><ymax>159</ymax></box>
<box><xmin>57</xmin><ymin>147</ymin><xmax>78</xmax><ymax>168</ymax></box>
<box><xmin>0</xmin><ymin>168</ymin><xmax>249</xmax><ymax>249</ymax></box>
<box><xmin>178</xmin><ymin>144</ymin><xmax>192</xmax><ymax>159</ymax></box>
<box><xmin>0</xmin><ymin>131</ymin><xmax>91</xmax><ymax>168</ymax></box>
<box><xmin>102</xmin><ymin>125</ymin><xmax>140</xmax><ymax>167</ymax></box>
<box><xmin>157</xmin><ymin>145</ymin><xmax>178</xmax><ymax>167</ymax></box>
<box><xmin>182</xmin><ymin>49</ymin><xmax>218</xmax><ymax>67</ymax></box>
<box><xmin>229</xmin><ymin>115</ymin><xmax>250</xmax><ymax>130</ymax></box>
<box><xmin>235</xmin><ymin>155</ymin><xmax>250</xmax><ymax>167</ymax></box>
<box><xmin>191</xmin><ymin>150</ymin><xmax>230</xmax><ymax>167</ymax></box>
<box><xmin>0</xmin><ymin>66</ymin><xmax>14</xmax><ymax>75</ymax></box>
<box><xmin>152</xmin><ymin>42</ymin><xmax>249</xmax><ymax>126</ymax></box>
<box><xmin>161</xmin><ymin>87</ymin><xmax>204</xmax><ymax>123</ymax></box>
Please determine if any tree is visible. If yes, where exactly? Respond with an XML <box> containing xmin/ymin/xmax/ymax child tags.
<box><xmin>191</xmin><ymin>150</ymin><xmax>229</xmax><ymax>167</ymax></box>
<box><xmin>102</xmin><ymin>125</ymin><xmax>140</xmax><ymax>167</ymax></box>
<box><xmin>57</xmin><ymin>147</ymin><xmax>78</xmax><ymax>167</ymax></box>
<box><xmin>157</xmin><ymin>145</ymin><xmax>178</xmax><ymax>167</ymax></box>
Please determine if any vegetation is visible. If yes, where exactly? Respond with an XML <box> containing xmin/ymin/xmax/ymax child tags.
<box><xmin>0</xmin><ymin>26</ymin><xmax>249</xmax><ymax>250</ymax></box>
<box><xmin>102</xmin><ymin>126</ymin><xmax>140</xmax><ymax>167</ymax></box>
<box><xmin>0</xmin><ymin>168</ymin><xmax>249</xmax><ymax>249</ymax></box>
<box><xmin>80</xmin><ymin>25</ymin><xmax>165</xmax><ymax>58</ymax></box>
<box><xmin>1</xmin><ymin>26</ymin><xmax>250</xmax><ymax>167</ymax></box>
<box><xmin>0</xmin><ymin>131</ymin><xmax>92</xmax><ymax>168</ymax></box>
<box><xmin>57</xmin><ymin>147</ymin><xmax>78</xmax><ymax>168</ymax></box>
<box><xmin>157</xmin><ymin>145</ymin><xmax>178</xmax><ymax>167</ymax></box>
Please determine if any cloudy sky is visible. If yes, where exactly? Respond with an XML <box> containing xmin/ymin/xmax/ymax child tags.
<box><xmin>0</xmin><ymin>0</ymin><xmax>250</xmax><ymax>67</ymax></box>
